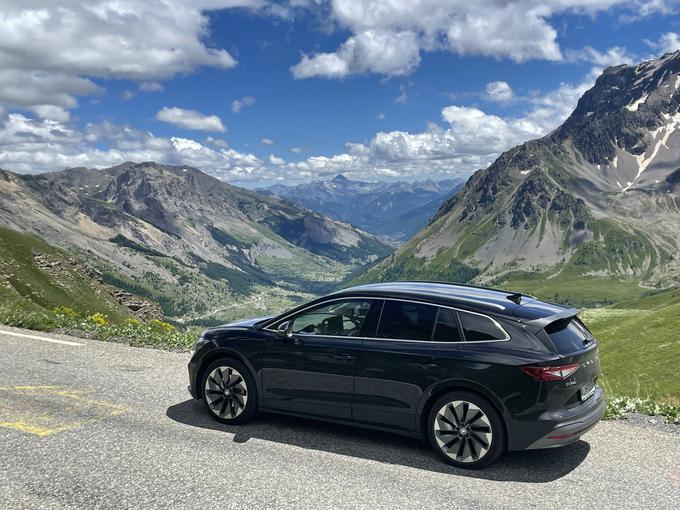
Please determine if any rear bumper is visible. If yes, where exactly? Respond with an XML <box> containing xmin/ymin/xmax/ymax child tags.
<box><xmin>508</xmin><ymin>387</ymin><xmax>606</xmax><ymax>451</ymax></box>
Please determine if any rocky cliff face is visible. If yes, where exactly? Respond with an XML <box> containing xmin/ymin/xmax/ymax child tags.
<box><xmin>357</xmin><ymin>52</ymin><xmax>680</xmax><ymax>298</ymax></box>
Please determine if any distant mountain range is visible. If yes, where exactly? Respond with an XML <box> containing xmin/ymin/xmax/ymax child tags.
<box><xmin>355</xmin><ymin>51</ymin><xmax>680</xmax><ymax>306</ymax></box>
<box><xmin>259</xmin><ymin>175</ymin><xmax>464</xmax><ymax>244</ymax></box>
<box><xmin>0</xmin><ymin>162</ymin><xmax>391</xmax><ymax>320</ymax></box>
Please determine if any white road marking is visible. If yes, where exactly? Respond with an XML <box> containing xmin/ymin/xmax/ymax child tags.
<box><xmin>0</xmin><ymin>329</ymin><xmax>83</xmax><ymax>346</ymax></box>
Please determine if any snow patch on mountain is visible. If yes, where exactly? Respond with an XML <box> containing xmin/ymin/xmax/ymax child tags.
<box><xmin>625</xmin><ymin>94</ymin><xmax>648</xmax><ymax>112</ymax></box>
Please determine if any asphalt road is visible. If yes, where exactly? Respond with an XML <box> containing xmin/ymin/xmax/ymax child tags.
<box><xmin>1</xmin><ymin>326</ymin><xmax>678</xmax><ymax>509</ymax></box>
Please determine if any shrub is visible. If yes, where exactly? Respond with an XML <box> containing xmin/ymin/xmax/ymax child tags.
<box><xmin>605</xmin><ymin>396</ymin><xmax>680</xmax><ymax>424</ymax></box>
<box><xmin>1</xmin><ymin>305</ymin><xmax>199</xmax><ymax>350</ymax></box>
<box><xmin>148</xmin><ymin>319</ymin><xmax>175</xmax><ymax>333</ymax></box>
<box><xmin>52</xmin><ymin>306</ymin><xmax>81</xmax><ymax>320</ymax></box>
<box><xmin>88</xmin><ymin>312</ymin><xmax>108</xmax><ymax>327</ymax></box>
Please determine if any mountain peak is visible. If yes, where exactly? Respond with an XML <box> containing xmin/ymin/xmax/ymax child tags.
<box><xmin>332</xmin><ymin>173</ymin><xmax>350</xmax><ymax>183</ymax></box>
<box><xmin>357</xmin><ymin>51</ymin><xmax>680</xmax><ymax>293</ymax></box>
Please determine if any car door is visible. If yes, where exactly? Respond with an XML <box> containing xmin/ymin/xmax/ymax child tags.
<box><xmin>260</xmin><ymin>298</ymin><xmax>379</xmax><ymax>420</ymax></box>
<box><xmin>353</xmin><ymin>300</ymin><xmax>459</xmax><ymax>431</ymax></box>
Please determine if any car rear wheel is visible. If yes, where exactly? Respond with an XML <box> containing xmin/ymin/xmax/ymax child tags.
<box><xmin>427</xmin><ymin>391</ymin><xmax>506</xmax><ymax>469</ymax></box>
<box><xmin>201</xmin><ymin>358</ymin><xmax>257</xmax><ymax>424</ymax></box>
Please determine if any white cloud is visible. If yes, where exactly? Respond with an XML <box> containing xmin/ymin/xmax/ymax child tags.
<box><xmin>292</xmin><ymin>1</ymin><xmax>665</xmax><ymax>78</ymax></box>
<box><xmin>0</xmin><ymin>113</ymin><xmax>266</xmax><ymax>181</ymax></box>
<box><xmin>645</xmin><ymin>32</ymin><xmax>680</xmax><ymax>54</ymax></box>
<box><xmin>231</xmin><ymin>96</ymin><xmax>256</xmax><ymax>113</ymax></box>
<box><xmin>0</xmin><ymin>69</ymin><xmax>101</xmax><ymax>119</ymax></box>
<box><xmin>485</xmin><ymin>81</ymin><xmax>515</xmax><ymax>104</ymax></box>
<box><xmin>565</xmin><ymin>45</ymin><xmax>636</xmax><ymax>67</ymax></box>
<box><xmin>139</xmin><ymin>82</ymin><xmax>164</xmax><ymax>93</ymax></box>
<box><xmin>156</xmin><ymin>107</ymin><xmax>226</xmax><ymax>132</ymax></box>
<box><xmin>261</xmin><ymin>138</ymin><xmax>275</xmax><ymax>145</ymax></box>
<box><xmin>269</xmin><ymin>154</ymin><xmax>286</xmax><ymax>165</ymax></box>
<box><xmin>0</xmin><ymin>48</ymin><xmax>655</xmax><ymax>186</ymax></box>
<box><xmin>29</xmin><ymin>105</ymin><xmax>71</xmax><ymax>123</ymax></box>
<box><xmin>291</xmin><ymin>29</ymin><xmax>421</xmax><ymax>78</ymax></box>
<box><xmin>0</xmin><ymin>1</ymin><xmax>262</xmax><ymax>115</ymax></box>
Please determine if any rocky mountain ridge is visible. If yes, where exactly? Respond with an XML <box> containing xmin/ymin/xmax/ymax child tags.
<box><xmin>260</xmin><ymin>174</ymin><xmax>464</xmax><ymax>243</ymax></box>
<box><xmin>356</xmin><ymin>51</ymin><xmax>680</xmax><ymax>304</ymax></box>
<box><xmin>0</xmin><ymin>162</ymin><xmax>391</xmax><ymax>319</ymax></box>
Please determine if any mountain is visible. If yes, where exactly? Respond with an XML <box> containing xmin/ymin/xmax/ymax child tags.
<box><xmin>259</xmin><ymin>175</ymin><xmax>464</xmax><ymax>244</ymax></box>
<box><xmin>0</xmin><ymin>225</ymin><xmax>160</xmax><ymax>324</ymax></box>
<box><xmin>354</xmin><ymin>51</ymin><xmax>680</xmax><ymax>306</ymax></box>
<box><xmin>0</xmin><ymin>162</ymin><xmax>391</xmax><ymax>321</ymax></box>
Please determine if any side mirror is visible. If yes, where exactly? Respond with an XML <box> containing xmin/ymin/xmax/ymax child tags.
<box><xmin>275</xmin><ymin>320</ymin><xmax>293</xmax><ymax>339</ymax></box>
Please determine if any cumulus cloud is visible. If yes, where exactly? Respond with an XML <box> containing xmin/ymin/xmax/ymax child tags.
<box><xmin>0</xmin><ymin>1</ymin><xmax>262</xmax><ymax>116</ymax></box>
<box><xmin>292</xmin><ymin>0</ymin><xmax>666</xmax><ymax>78</ymax></box>
<box><xmin>156</xmin><ymin>107</ymin><xmax>226</xmax><ymax>132</ymax></box>
<box><xmin>269</xmin><ymin>154</ymin><xmax>286</xmax><ymax>165</ymax></box>
<box><xmin>644</xmin><ymin>32</ymin><xmax>680</xmax><ymax>54</ymax></box>
<box><xmin>0</xmin><ymin>49</ymin><xmax>648</xmax><ymax>185</ymax></box>
<box><xmin>0</xmin><ymin>69</ymin><xmax>101</xmax><ymax>119</ymax></box>
<box><xmin>0</xmin><ymin>114</ymin><xmax>264</xmax><ymax>180</ymax></box>
<box><xmin>485</xmin><ymin>81</ymin><xmax>515</xmax><ymax>104</ymax></box>
<box><xmin>565</xmin><ymin>45</ymin><xmax>636</xmax><ymax>67</ymax></box>
<box><xmin>291</xmin><ymin>29</ymin><xmax>421</xmax><ymax>78</ymax></box>
<box><xmin>261</xmin><ymin>138</ymin><xmax>275</xmax><ymax>145</ymax></box>
<box><xmin>231</xmin><ymin>96</ymin><xmax>256</xmax><ymax>113</ymax></box>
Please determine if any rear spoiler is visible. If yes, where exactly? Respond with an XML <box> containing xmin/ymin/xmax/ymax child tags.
<box><xmin>523</xmin><ymin>307</ymin><xmax>579</xmax><ymax>333</ymax></box>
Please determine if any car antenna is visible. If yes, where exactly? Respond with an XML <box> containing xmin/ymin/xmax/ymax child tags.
<box><xmin>506</xmin><ymin>292</ymin><xmax>523</xmax><ymax>304</ymax></box>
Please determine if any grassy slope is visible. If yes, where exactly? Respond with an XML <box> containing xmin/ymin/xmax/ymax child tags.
<box><xmin>496</xmin><ymin>271</ymin><xmax>645</xmax><ymax>307</ymax></box>
<box><xmin>0</xmin><ymin>226</ymin><xmax>131</xmax><ymax>323</ymax></box>
<box><xmin>581</xmin><ymin>290</ymin><xmax>680</xmax><ymax>400</ymax></box>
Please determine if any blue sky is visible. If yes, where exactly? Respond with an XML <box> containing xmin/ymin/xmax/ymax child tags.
<box><xmin>0</xmin><ymin>1</ymin><xmax>679</xmax><ymax>187</ymax></box>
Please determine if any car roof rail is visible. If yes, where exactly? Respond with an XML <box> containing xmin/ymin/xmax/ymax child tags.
<box><xmin>388</xmin><ymin>280</ymin><xmax>536</xmax><ymax>300</ymax></box>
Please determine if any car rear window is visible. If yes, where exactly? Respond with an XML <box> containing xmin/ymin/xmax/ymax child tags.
<box><xmin>432</xmin><ymin>307</ymin><xmax>462</xmax><ymax>342</ymax></box>
<box><xmin>544</xmin><ymin>317</ymin><xmax>591</xmax><ymax>354</ymax></box>
<box><xmin>459</xmin><ymin>310</ymin><xmax>508</xmax><ymax>342</ymax></box>
<box><xmin>377</xmin><ymin>300</ymin><xmax>437</xmax><ymax>341</ymax></box>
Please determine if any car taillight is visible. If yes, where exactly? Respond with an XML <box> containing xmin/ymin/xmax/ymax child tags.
<box><xmin>521</xmin><ymin>363</ymin><xmax>580</xmax><ymax>381</ymax></box>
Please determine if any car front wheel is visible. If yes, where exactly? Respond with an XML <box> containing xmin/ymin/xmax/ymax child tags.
<box><xmin>427</xmin><ymin>391</ymin><xmax>506</xmax><ymax>469</ymax></box>
<box><xmin>201</xmin><ymin>358</ymin><xmax>257</xmax><ymax>424</ymax></box>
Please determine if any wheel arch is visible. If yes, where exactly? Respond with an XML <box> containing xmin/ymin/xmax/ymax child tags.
<box><xmin>195</xmin><ymin>346</ymin><xmax>259</xmax><ymax>401</ymax></box>
<box><xmin>416</xmin><ymin>379</ymin><xmax>510</xmax><ymax>440</ymax></box>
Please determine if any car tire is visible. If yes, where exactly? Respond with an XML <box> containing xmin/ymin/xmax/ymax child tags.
<box><xmin>427</xmin><ymin>390</ymin><xmax>506</xmax><ymax>469</ymax></box>
<box><xmin>200</xmin><ymin>358</ymin><xmax>257</xmax><ymax>425</ymax></box>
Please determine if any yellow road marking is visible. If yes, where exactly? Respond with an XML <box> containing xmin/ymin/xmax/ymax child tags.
<box><xmin>0</xmin><ymin>385</ymin><xmax>129</xmax><ymax>437</ymax></box>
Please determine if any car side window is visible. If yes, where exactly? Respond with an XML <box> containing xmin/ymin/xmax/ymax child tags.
<box><xmin>291</xmin><ymin>300</ymin><xmax>374</xmax><ymax>337</ymax></box>
<box><xmin>458</xmin><ymin>310</ymin><xmax>508</xmax><ymax>342</ymax></box>
<box><xmin>376</xmin><ymin>300</ymin><xmax>437</xmax><ymax>341</ymax></box>
<box><xmin>432</xmin><ymin>307</ymin><xmax>462</xmax><ymax>342</ymax></box>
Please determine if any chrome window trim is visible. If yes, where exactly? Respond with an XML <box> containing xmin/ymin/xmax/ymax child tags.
<box><xmin>263</xmin><ymin>296</ymin><xmax>511</xmax><ymax>345</ymax></box>
<box><xmin>456</xmin><ymin>308</ymin><xmax>511</xmax><ymax>343</ymax></box>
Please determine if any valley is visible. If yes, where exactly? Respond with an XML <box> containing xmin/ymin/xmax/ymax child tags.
<box><xmin>260</xmin><ymin>174</ymin><xmax>464</xmax><ymax>244</ymax></box>
<box><xmin>0</xmin><ymin>162</ymin><xmax>391</xmax><ymax>325</ymax></box>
